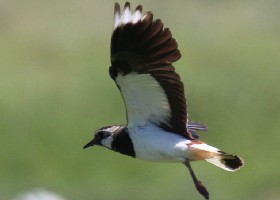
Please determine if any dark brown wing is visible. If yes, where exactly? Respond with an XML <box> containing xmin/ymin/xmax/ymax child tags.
<box><xmin>110</xmin><ymin>2</ymin><xmax>194</xmax><ymax>140</ymax></box>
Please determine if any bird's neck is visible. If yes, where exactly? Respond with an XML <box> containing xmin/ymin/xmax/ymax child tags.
<box><xmin>111</xmin><ymin>128</ymin><xmax>136</xmax><ymax>157</ymax></box>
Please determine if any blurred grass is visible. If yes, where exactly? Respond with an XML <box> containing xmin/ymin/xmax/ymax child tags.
<box><xmin>0</xmin><ymin>0</ymin><xmax>279</xmax><ymax>200</ymax></box>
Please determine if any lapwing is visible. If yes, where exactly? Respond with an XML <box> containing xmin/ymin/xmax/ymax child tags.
<box><xmin>84</xmin><ymin>2</ymin><xmax>244</xmax><ymax>199</ymax></box>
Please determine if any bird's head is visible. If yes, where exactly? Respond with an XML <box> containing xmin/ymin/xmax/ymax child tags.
<box><xmin>83</xmin><ymin>126</ymin><xmax>119</xmax><ymax>150</ymax></box>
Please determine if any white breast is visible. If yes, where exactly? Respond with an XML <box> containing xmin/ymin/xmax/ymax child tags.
<box><xmin>128</xmin><ymin>125</ymin><xmax>192</xmax><ymax>162</ymax></box>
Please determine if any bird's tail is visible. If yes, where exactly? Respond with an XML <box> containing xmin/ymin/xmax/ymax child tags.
<box><xmin>189</xmin><ymin>142</ymin><xmax>244</xmax><ymax>171</ymax></box>
<box><xmin>205</xmin><ymin>151</ymin><xmax>244</xmax><ymax>171</ymax></box>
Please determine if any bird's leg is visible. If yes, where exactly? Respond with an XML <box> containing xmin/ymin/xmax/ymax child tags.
<box><xmin>184</xmin><ymin>159</ymin><xmax>209</xmax><ymax>200</ymax></box>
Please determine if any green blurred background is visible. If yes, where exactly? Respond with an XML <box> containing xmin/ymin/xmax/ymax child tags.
<box><xmin>1</xmin><ymin>0</ymin><xmax>279</xmax><ymax>199</ymax></box>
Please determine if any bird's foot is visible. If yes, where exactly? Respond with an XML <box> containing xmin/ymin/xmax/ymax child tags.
<box><xmin>194</xmin><ymin>180</ymin><xmax>209</xmax><ymax>200</ymax></box>
<box><xmin>184</xmin><ymin>159</ymin><xmax>210</xmax><ymax>200</ymax></box>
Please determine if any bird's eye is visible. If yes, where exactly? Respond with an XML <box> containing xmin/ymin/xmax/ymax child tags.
<box><xmin>101</xmin><ymin>131</ymin><xmax>111</xmax><ymax>138</ymax></box>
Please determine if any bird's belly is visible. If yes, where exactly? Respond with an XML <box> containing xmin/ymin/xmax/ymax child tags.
<box><xmin>128</xmin><ymin>126</ymin><xmax>192</xmax><ymax>162</ymax></box>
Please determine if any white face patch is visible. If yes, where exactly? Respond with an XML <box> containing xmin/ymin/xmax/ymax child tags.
<box><xmin>116</xmin><ymin>73</ymin><xmax>171</xmax><ymax>127</ymax></box>
<box><xmin>100</xmin><ymin>135</ymin><xmax>113</xmax><ymax>149</ymax></box>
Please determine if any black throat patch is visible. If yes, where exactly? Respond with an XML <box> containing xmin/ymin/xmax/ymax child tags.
<box><xmin>111</xmin><ymin>127</ymin><xmax>135</xmax><ymax>158</ymax></box>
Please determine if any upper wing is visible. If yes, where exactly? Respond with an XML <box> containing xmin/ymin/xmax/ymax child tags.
<box><xmin>110</xmin><ymin>2</ymin><xmax>194</xmax><ymax>139</ymax></box>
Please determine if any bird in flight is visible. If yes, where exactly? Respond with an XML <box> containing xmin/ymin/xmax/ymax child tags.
<box><xmin>84</xmin><ymin>2</ymin><xmax>244</xmax><ymax>199</ymax></box>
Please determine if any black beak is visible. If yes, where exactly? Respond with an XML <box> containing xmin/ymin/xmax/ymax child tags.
<box><xmin>83</xmin><ymin>139</ymin><xmax>96</xmax><ymax>149</ymax></box>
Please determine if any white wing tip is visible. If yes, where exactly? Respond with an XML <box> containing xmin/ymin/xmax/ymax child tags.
<box><xmin>113</xmin><ymin>2</ymin><xmax>143</xmax><ymax>30</ymax></box>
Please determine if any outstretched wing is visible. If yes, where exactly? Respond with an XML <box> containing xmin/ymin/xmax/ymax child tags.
<box><xmin>110</xmin><ymin>2</ymin><xmax>194</xmax><ymax>139</ymax></box>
